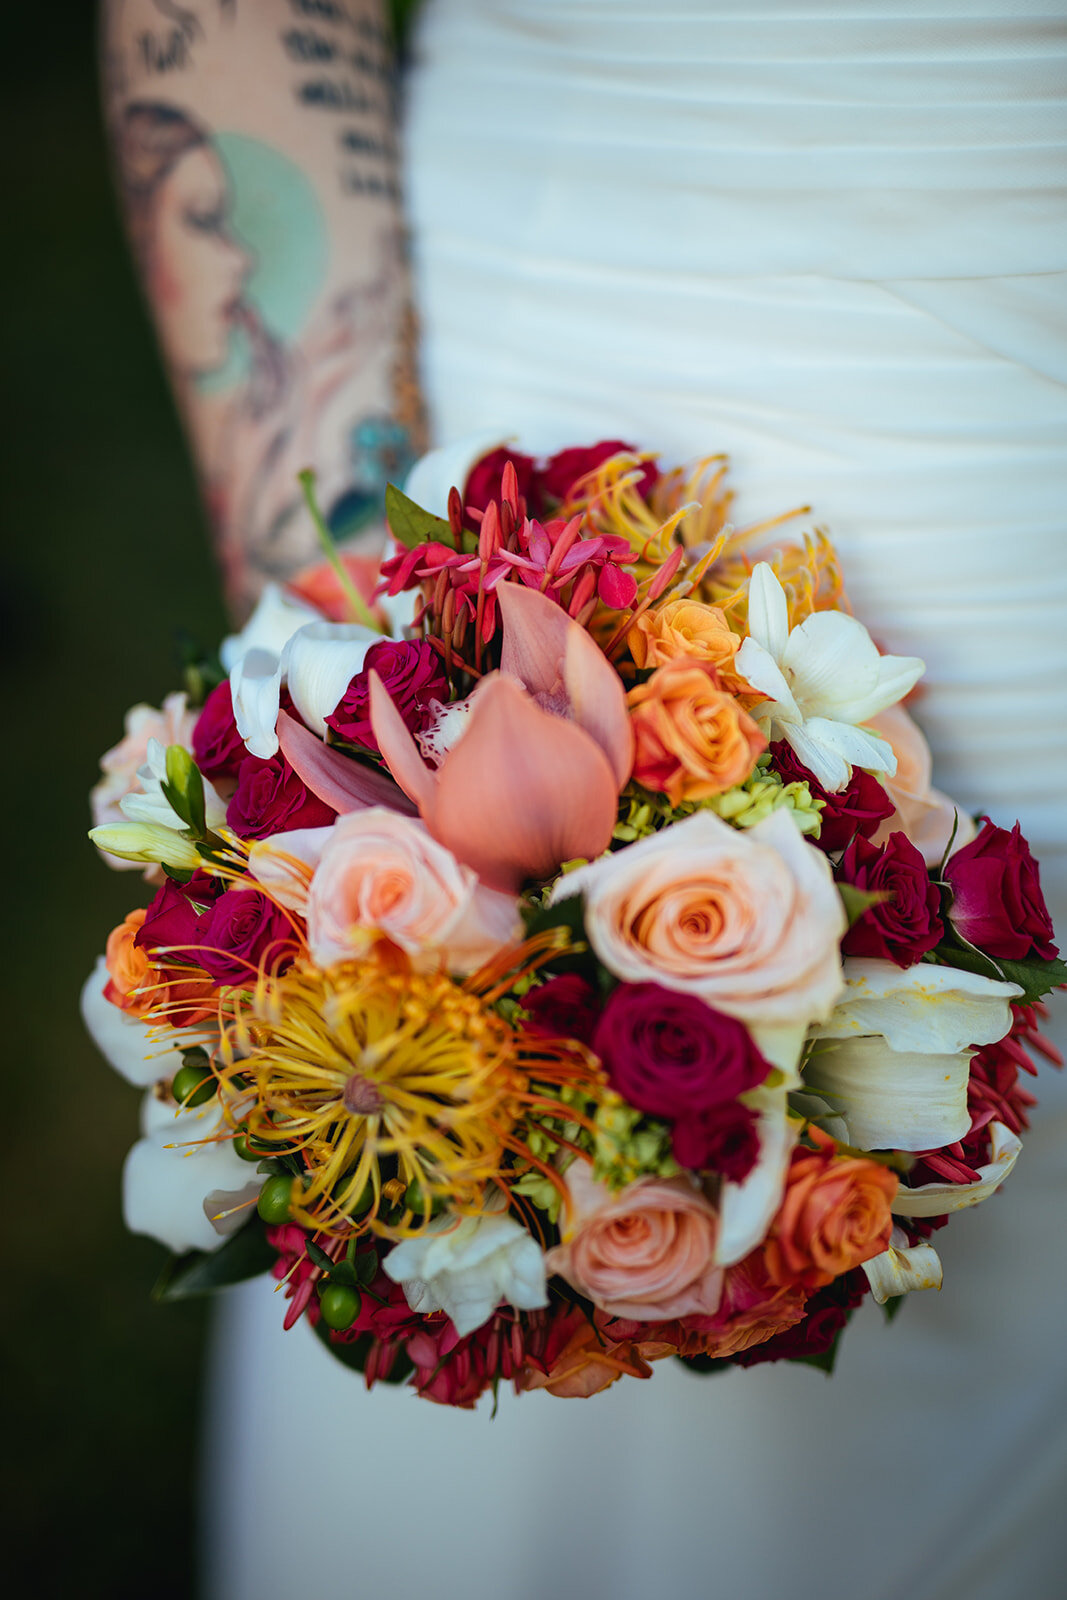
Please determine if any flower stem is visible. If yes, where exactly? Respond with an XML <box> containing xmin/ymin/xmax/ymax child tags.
<box><xmin>297</xmin><ymin>468</ymin><xmax>381</xmax><ymax>632</ymax></box>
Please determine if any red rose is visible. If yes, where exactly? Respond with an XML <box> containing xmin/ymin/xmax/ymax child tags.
<box><xmin>192</xmin><ymin>681</ymin><xmax>247</xmax><ymax>783</ymax></box>
<box><xmin>136</xmin><ymin>871</ymin><xmax>221</xmax><ymax>963</ymax></box>
<box><xmin>538</xmin><ymin>439</ymin><xmax>659</xmax><ymax>506</ymax></box>
<box><xmin>464</xmin><ymin>447</ymin><xmax>539</xmax><ymax>516</ymax></box>
<box><xmin>671</xmin><ymin>1098</ymin><xmax>761</xmax><ymax>1181</ymax></box>
<box><xmin>226</xmin><ymin>753</ymin><xmax>336</xmax><ymax>840</ymax></box>
<box><xmin>594</xmin><ymin>982</ymin><xmax>771</xmax><ymax>1120</ymax></box>
<box><xmin>944</xmin><ymin>820</ymin><xmax>1058</xmax><ymax>961</ymax></box>
<box><xmin>522</xmin><ymin>974</ymin><xmax>601</xmax><ymax>1046</ymax></box>
<box><xmin>839</xmin><ymin>832</ymin><xmax>943</xmax><ymax>966</ymax></box>
<box><xmin>325</xmin><ymin>638</ymin><xmax>448</xmax><ymax>755</ymax></box>
<box><xmin>771</xmin><ymin>741</ymin><xmax>894</xmax><ymax>853</ymax></box>
<box><xmin>194</xmin><ymin>887</ymin><xmax>298</xmax><ymax>986</ymax></box>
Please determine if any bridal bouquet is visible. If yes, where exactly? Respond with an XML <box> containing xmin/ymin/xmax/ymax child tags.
<box><xmin>83</xmin><ymin>437</ymin><xmax>1062</xmax><ymax>1405</ymax></box>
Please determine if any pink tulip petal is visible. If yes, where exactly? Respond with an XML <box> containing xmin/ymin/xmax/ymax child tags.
<box><xmin>498</xmin><ymin>582</ymin><xmax>634</xmax><ymax>787</ymax></box>
<box><xmin>429</xmin><ymin>675</ymin><xmax>619</xmax><ymax>891</ymax></box>
<box><xmin>277</xmin><ymin>711</ymin><xmax>417</xmax><ymax>816</ymax></box>
<box><xmin>366</xmin><ymin>673</ymin><xmax>437</xmax><ymax>812</ymax></box>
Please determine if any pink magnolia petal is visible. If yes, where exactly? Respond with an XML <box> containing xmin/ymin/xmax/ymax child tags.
<box><xmin>429</xmin><ymin>675</ymin><xmax>619</xmax><ymax>891</ymax></box>
<box><xmin>366</xmin><ymin>674</ymin><xmax>438</xmax><ymax>812</ymax></box>
<box><xmin>498</xmin><ymin>583</ymin><xmax>634</xmax><ymax>788</ymax></box>
<box><xmin>277</xmin><ymin>711</ymin><xmax>416</xmax><ymax>816</ymax></box>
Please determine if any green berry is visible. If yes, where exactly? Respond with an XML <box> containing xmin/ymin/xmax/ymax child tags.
<box><xmin>257</xmin><ymin>1175</ymin><xmax>295</xmax><ymax>1225</ymax></box>
<box><xmin>319</xmin><ymin>1283</ymin><xmax>361</xmax><ymax>1331</ymax></box>
<box><xmin>171</xmin><ymin>1061</ymin><xmax>217</xmax><ymax>1107</ymax></box>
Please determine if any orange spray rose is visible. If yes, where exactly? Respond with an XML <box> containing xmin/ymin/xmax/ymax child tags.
<box><xmin>627</xmin><ymin>662</ymin><xmax>766</xmax><ymax>804</ymax></box>
<box><xmin>763</xmin><ymin>1130</ymin><xmax>897</xmax><ymax>1293</ymax></box>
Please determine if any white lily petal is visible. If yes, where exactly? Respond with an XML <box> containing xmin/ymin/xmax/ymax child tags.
<box><xmin>89</xmin><ymin>821</ymin><xmax>203</xmax><ymax>871</ymax></box>
<box><xmin>734</xmin><ymin>637</ymin><xmax>802</xmax><ymax>723</ymax></box>
<box><xmin>716</xmin><ymin>1085</ymin><xmax>796</xmax><ymax>1267</ymax></box>
<box><xmin>283</xmin><ymin>621</ymin><xmax>379</xmax><ymax>739</ymax></box>
<box><xmin>746</xmin><ymin>562</ymin><xmax>791</xmax><ymax>660</ymax></box>
<box><xmin>403</xmin><ymin>431</ymin><xmax>511</xmax><ymax>519</ymax></box>
<box><xmin>782</xmin><ymin>610</ymin><xmax>882</xmax><ymax>718</ymax></box>
<box><xmin>815</xmin><ymin>960</ymin><xmax>1022</xmax><ymax>1054</ymax></box>
<box><xmin>219</xmin><ymin>583</ymin><xmax>322</xmax><ymax>673</ymax></box>
<box><xmin>231</xmin><ymin>647</ymin><xmax>284</xmax><ymax>760</ymax></box>
<box><xmin>780</xmin><ymin>720</ymin><xmax>851</xmax><ymax>791</ymax></box>
<box><xmin>892</xmin><ymin>1121</ymin><xmax>1023</xmax><ymax>1217</ymax></box>
<box><xmin>804</xmin><ymin>1036</ymin><xmax>972</xmax><ymax>1151</ymax></box>
<box><xmin>862</xmin><ymin>1230</ymin><xmax>943</xmax><ymax>1303</ymax></box>
<box><xmin>124</xmin><ymin>1092</ymin><xmax>260</xmax><ymax>1255</ymax></box>
<box><xmin>801</xmin><ymin>717</ymin><xmax>898</xmax><ymax>778</ymax></box>
<box><xmin>80</xmin><ymin>957</ymin><xmax>205</xmax><ymax>1087</ymax></box>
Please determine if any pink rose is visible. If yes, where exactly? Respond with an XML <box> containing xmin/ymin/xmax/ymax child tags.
<box><xmin>306</xmin><ymin>808</ymin><xmax>521</xmax><ymax>974</ymax></box>
<box><xmin>866</xmin><ymin>706</ymin><xmax>976</xmax><ymax>866</ymax></box>
<box><xmin>90</xmin><ymin>692</ymin><xmax>198</xmax><ymax>861</ymax></box>
<box><xmin>557</xmin><ymin>809</ymin><xmax>845</xmax><ymax>1029</ymax></box>
<box><xmin>546</xmin><ymin>1164</ymin><xmax>722</xmax><ymax>1321</ymax></box>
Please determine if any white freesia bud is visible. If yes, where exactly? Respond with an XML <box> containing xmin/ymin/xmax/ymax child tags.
<box><xmin>283</xmin><ymin>621</ymin><xmax>379</xmax><ymax>740</ymax></box>
<box><xmin>123</xmin><ymin>1090</ymin><xmax>262</xmax><ymax>1255</ymax></box>
<box><xmin>803</xmin><ymin>1036</ymin><xmax>972</xmax><ymax>1152</ymax></box>
<box><xmin>862</xmin><ymin>1227</ymin><xmax>943</xmax><ymax>1304</ymax></box>
<box><xmin>89</xmin><ymin>821</ymin><xmax>203</xmax><ymax>872</ymax></box>
<box><xmin>382</xmin><ymin>1209</ymin><xmax>548</xmax><ymax>1337</ymax></box>
<box><xmin>80</xmin><ymin>956</ymin><xmax>210</xmax><ymax>1088</ymax></box>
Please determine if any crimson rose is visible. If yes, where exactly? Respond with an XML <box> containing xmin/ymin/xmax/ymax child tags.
<box><xmin>539</xmin><ymin>439</ymin><xmax>659</xmax><ymax>505</ymax></box>
<box><xmin>771</xmin><ymin>742</ymin><xmax>893</xmax><ymax>853</ymax></box>
<box><xmin>194</xmin><ymin>888</ymin><xmax>297</xmax><ymax>985</ymax></box>
<box><xmin>522</xmin><ymin>974</ymin><xmax>601</xmax><ymax>1047</ymax></box>
<box><xmin>136</xmin><ymin>871</ymin><xmax>221</xmax><ymax>963</ymax></box>
<box><xmin>839</xmin><ymin>832</ymin><xmax>943</xmax><ymax>966</ymax></box>
<box><xmin>593</xmin><ymin>982</ymin><xmax>771</xmax><ymax>1172</ymax></box>
<box><xmin>944</xmin><ymin>821</ymin><xmax>1058</xmax><ymax>961</ymax></box>
<box><xmin>464</xmin><ymin>447</ymin><xmax>539</xmax><ymax>516</ymax></box>
<box><xmin>671</xmin><ymin>1099</ymin><xmax>761</xmax><ymax>1181</ymax></box>
<box><xmin>226</xmin><ymin>753</ymin><xmax>336</xmax><ymax>840</ymax></box>
<box><xmin>192</xmin><ymin>681</ymin><xmax>247</xmax><ymax>782</ymax></box>
<box><xmin>326</xmin><ymin>638</ymin><xmax>447</xmax><ymax>755</ymax></box>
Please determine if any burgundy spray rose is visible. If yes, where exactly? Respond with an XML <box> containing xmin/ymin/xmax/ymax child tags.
<box><xmin>194</xmin><ymin>887</ymin><xmax>297</xmax><ymax>985</ymax></box>
<box><xmin>944</xmin><ymin>821</ymin><xmax>1058</xmax><ymax>961</ymax></box>
<box><xmin>325</xmin><ymin>638</ymin><xmax>448</xmax><ymax>755</ymax></box>
<box><xmin>671</xmin><ymin>1099</ymin><xmax>761</xmax><ymax>1181</ymax></box>
<box><xmin>772</xmin><ymin>741</ymin><xmax>893</xmax><ymax>853</ymax></box>
<box><xmin>539</xmin><ymin>440</ymin><xmax>659</xmax><ymax>505</ymax></box>
<box><xmin>522</xmin><ymin>974</ymin><xmax>601</xmax><ymax>1047</ymax></box>
<box><xmin>192</xmin><ymin>680</ymin><xmax>247</xmax><ymax>783</ymax></box>
<box><xmin>839</xmin><ymin>832</ymin><xmax>943</xmax><ymax>966</ymax></box>
<box><xmin>226</xmin><ymin>753</ymin><xmax>336</xmax><ymax>840</ymax></box>
<box><xmin>136</xmin><ymin>870</ymin><xmax>222</xmax><ymax>963</ymax></box>
<box><xmin>594</xmin><ymin>983</ymin><xmax>771</xmax><ymax>1117</ymax></box>
<box><xmin>464</xmin><ymin>447</ymin><xmax>539</xmax><ymax>516</ymax></box>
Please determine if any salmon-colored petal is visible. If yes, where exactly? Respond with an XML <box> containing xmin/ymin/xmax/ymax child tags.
<box><xmin>277</xmin><ymin>711</ymin><xmax>417</xmax><ymax>816</ymax></box>
<box><xmin>430</xmin><ymin>675</ymin><xmax>618</xmax><ymax>891</ymax></box>
<box><xmin>366</xmin><ymin>674</ymin><xmax>438</xmax><ymax>812</ymax></box>
<box><xmin>497</xmin><ymin>582</ymin><xmax>634</xmax><ymax>788</ymax></box>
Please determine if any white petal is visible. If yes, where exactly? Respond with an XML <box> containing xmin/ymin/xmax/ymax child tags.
<box><xmin>780</xmin><ymin>720</ymin><xmax>852</xmax><ymax>791</ymax></box>
<box><xmin>745</xmin><ymin>562</ymin><xmax>790</xmax><ymax>660</ymax></box>
<box><xmin>403</xmin><ymin>431</ymin><xmax>511</xmax><ymax>518</ymax></box>
<box><xmin>862</xmin><ymin>1231</ymin><xmax>943</xmax><ymax>1303</ymax></box>
<box><xmin>801</xmin><ymin>717</ymin><xmax>898</xmax><ymax>777</ymax></box>
<box><xmin>782</xmin><ymin>610</ymin><xmax>882</xmax><ymax>718</ymax></box>
<box><xmin>803</xmin><ymin>1036</ymin><xmax>972</xmax><ymax>1151</ymax></box>
<box><xmin>231</xmin><ymin>647</ymin><xmax>284</xmax><ymax>760</ymax></box>
<box><xmin>734</xmin><ymin>637</ymin><xmax>801</xmax><ymax>723</ymax></box>
<box><xmin>283</xmin><ymin>622</ymin><xmax>378</xmax><ymax>739</ymax></box>
<box><xmin>716</xmin><ymin>1086</ymin><xmax>796</xmax><ymax>1267</ymax></box>
<box><xmin>815</xmin><ymin>960</ymin><xmax>1022</xmax><ymax>1054</ymax></box>
<box><xmin>892</xmin><ymin>1121</ymin><xmax>1023</xmax><ymax>1217</ymax></box>
<box><xmin>88</xmin><ymin>822</ymin><xmax>203</xmax><ymax>871</ymax></box>
<box><xmin>747</xmin><ymin>1020</ymin><xmax>807</xmax><ymax>1088</ymax></box>
<box><xmin>80</xmin><ymin>957</ymin><xmax>201</xmax><ymax>1087</ymax></box>
<box><xmin>219</xmin><ymin>583</ymin><xmax>321</xmax><ymax>673</ymax></box>
<box><xmin>123</xmin><ymin>1093</ymin><xmax>257</xmax><ymax>1254</ymax></box>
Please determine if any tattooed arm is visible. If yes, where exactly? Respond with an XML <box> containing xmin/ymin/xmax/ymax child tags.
<box><xmin>101</xmin><ymin>0</ymin><xmax>423</xmax><ymax>617</ymax></box>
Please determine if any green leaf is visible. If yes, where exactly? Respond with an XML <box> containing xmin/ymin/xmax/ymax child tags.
<box><xmin>151</xmin><ymin>1219</ymin><xmax>277</xmax><ymax>1302</ymax></box>
<box><xmin>995</xmin><ymin>954</ymin><xmax>1067</xmax><ymax>1004</ymax></box>
<box><xmin>881</xmin><ymin>1293</ymin><xmax>907</xmax><ymax>1323</ymax></box>
<box><xmin>795</xmin><ymin>1335</ymin><xmax>843</xmax><ymax>1375</ymax></box>
<box><xmin>837</xmin><ymin>883</ymin><xmax>889</xmax><ymax>928</ymax></box>
<box><xmin>384</xmin><ymin>481</ymin><xmax>455</xmax><ymax>551</ymax></box>
<box><xmin>929</xmin><ymin>941</ymin><xmax>1004</xmax><ymax>983</ymax></box>
<box><xmin>355</xmin><ymin>1249</ymin><xmax>380</xmax><ymax>1286</ymax></box>
<box><xmin>304</xmin><ymin>1238</ymin><xmax>334</xmax><ymax>1272</ymax></box>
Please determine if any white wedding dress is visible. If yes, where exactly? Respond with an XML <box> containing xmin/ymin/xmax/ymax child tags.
<box><xmin>204</xmin><ymin>6</ymin><xmax>1067</xmax><ymax>1597</ymax></box>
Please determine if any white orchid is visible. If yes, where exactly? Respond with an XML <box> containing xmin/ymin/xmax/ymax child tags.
<box><xmin>734</xmin><ymin>563</ymin><xmax>924</xmax><ymax>792</ymax></box>
<box><xmin>814</xmin><ymin>959</ymin><xmax>1022</xmax><ymax>1055</ymax></box>
<box><xmin>382</xmin><ymin>1208</ymin><xmax>548</xmax><ymax>1337</ymax></box>
<box><xmin>861</xmin><ymin>1227</ymin><xmax>943</xmax><ymax>1304</ymax></box>
<box><xmin>124</xmin><ymin>1089</ymin><xmax>262</xmax><ymax>1255</ymax></box>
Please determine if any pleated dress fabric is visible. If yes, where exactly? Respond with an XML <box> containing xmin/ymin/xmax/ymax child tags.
<box><xmin>204</xmin><ymin>7</ymin><xmax>1067</xmax><ymax>1598</ymax></box>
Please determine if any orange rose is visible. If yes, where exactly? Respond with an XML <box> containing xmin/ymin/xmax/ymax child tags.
<box><xmin>520</xmin><ymin>1311</ymin><xmax>654</xmax><ymax>1398</ymax></box>
<box><xmin>627</xmin><ymin>662</ymin><xmax>766</xmax><ymax>804</ymax></box>
<box><xmin>104</xmin><ymin>910</ymin><xmax>156</xmax><ymax>1016</ymax></box>
<box><xmin>763</xmin><ymin>1130</ymin><xmax>897</xmax><ymax>1293</ymax></box>
<box><xmin>629</xmin><ymin>598</ymin><xmax>745</xmax><ymax>690</ymax></box>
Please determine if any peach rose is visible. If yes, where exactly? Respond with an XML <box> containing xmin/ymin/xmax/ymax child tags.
<box><xmin>545</xmin><ymin>1163</ymin><xmax>723</xmax><ymax>1321</ymax></box>
<box><xmin>557</xmin><ymin>808</ymin><xmax>845</xmax><ymax>1029</ymax></box>
<box><xmin>91</xmin><ymin>693</ymin><xmax>198</xmax><ymax>851</ymax></box>
<box><xmin>306</xmin><ymin>808</ymin><xmax>520</xmax><ymax>974</ymax></box>
<box><xmin>763</xmin><ymin>1130</ymin><xmax>897</xmax><ymax>1293</ymax></box>
<box><xmin>866</xmin><ymin>705</ymin><xmax>976</xmax><ymax>866</ymax></box>
<box><xmin>104</xmin><ymin>909</ymin><xmax>156</xmax><ymax>1017</ymax></box>
<box><xmin>629</xmin><ymin>598</ymin><xmax>746</xmax><ymax>690</ymax></box>
<box><xmin>519</xmin><ymin>1309</ymin><xmax>654</xmax><ymax>1398</ymax></box>
<box><xmin>628</xmin><ymin>662</ymin><xmax>766</xmax><ymax>804</ymax></box>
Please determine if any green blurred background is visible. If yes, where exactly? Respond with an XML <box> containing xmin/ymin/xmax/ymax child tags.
<box><xmin>3</xmin><ymin>5</ymin><xmax>225</xmax><ymax>1594</ymax></box>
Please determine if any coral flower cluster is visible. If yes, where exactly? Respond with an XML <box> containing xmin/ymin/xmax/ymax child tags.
<box><xmin>83</xmin><ymin>435</ymin><xmax>1061</xmax><ymax>1407</ymax></box>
